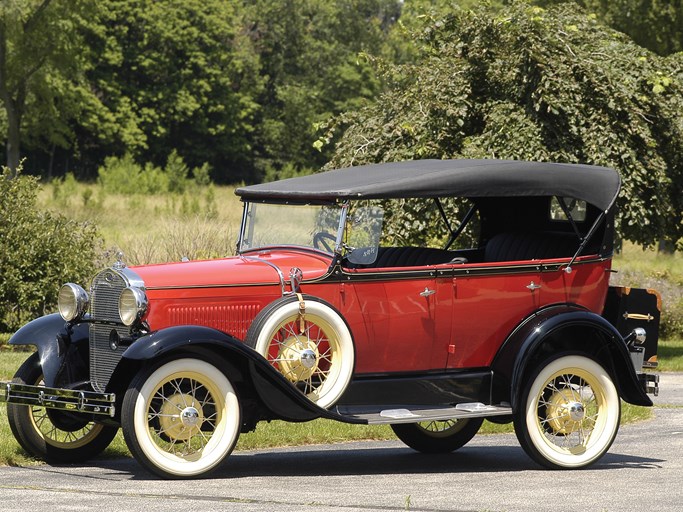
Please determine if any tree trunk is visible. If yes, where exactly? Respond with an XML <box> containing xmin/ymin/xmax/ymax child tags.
<box><xmin>6</xmin><ymin>109</ymin><xmax>21</xmax><ymax>175</ymax></box>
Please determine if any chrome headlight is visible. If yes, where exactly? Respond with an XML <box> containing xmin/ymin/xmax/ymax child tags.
<box><xmin>58</xmin><ymin>283</ymin><xmax>89</xmax><ymax>322</ymax></box>
<box><xmin>118</xmin><ymin>286</ymin><xmax>148</xmax><ymax>326</ymax></box>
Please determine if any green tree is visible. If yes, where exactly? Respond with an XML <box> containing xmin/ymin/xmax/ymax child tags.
<box><xmin>0</xmin><ymin>0</ymin><xmax>95</xmax><ymax>175</ymax></box>
<box><xmin>79</xmin><ymin>0</ymin><xmax>262</xmax><ymax>182</ymax></box>
<box><xmin>241</xmin><ymin>0</ymin><xmax>399</xmax><ymax>180</ymax></box>
<box><xmin>324</xmin><ymin>2</ymin><xmax>683</xmax><ymax>248</ymax></box>
<box><xmin>535</xmin><ymin>0</ymin><xmax>683</xmax><ymax>56</ymax></box>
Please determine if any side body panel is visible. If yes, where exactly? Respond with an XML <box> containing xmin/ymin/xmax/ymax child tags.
<box><xmin>445</xmin><ymin>258</ymin><xmax>610</xmax><ymax>369</ymax></box>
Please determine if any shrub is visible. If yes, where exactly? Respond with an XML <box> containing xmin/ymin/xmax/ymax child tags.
<box><xmin>165</xmin><ymin>150</ymin><xmax>189</xmax><ymax>194</ymax></box>
<box><xmin>97</xmin><ymin>152</ymin><xmax>213</xmax><ymax>196</ymax></box>
<box><xmin>0</xmin><ymin>165</ymin><xmax>103</xmax><ymax>331</ymax></box>
<box><xmin>97</xmin><ymin>154</ymin><xmax>145</xmax><ymax>194</ymax></box>
<box><xmin>193</xmin><ymin>163</ymin><xmax>212</xmax><ymax>187</ymax></box>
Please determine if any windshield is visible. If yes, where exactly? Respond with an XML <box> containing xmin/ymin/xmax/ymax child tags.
<box><xmin>238</xmin><ymin>202</ymin><xmax>343</xmax><ymax>254</ymax></box>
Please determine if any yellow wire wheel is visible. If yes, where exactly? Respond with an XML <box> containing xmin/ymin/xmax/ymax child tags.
<box><xmin>391</xmin><ymin>417</ymin><xmax>484</xmax><ymax>453</ymax></box>
<box><xmin>515</xmin><ymin>354</ymin><xmax>621</xmax><ymax>469</ymax></box>
<box><xmin>6</xmin><ymin>352</ymin><xmax>118</xmax><ymax>462</ymax></box>
<box><xmin>246</xmin><ymin>295</ymin><xmax>355</xmax><ymax>409</ymax></box>
<box><xmin>122</xmin><ymin>357</ymin><xmax>241</xmax><ymax>479</ymax></box>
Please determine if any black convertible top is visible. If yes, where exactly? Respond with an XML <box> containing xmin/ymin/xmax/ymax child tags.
<box><xmin>236</xmin><ymin>159</ymin><xmax>620</xmax><ymax>211</ymax></box>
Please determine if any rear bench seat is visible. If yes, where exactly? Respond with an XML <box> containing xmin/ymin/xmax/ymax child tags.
<box><xmin>347</xmin><ymin>232</ymin><xmax>584</xmax><ymax>269</ymax></box>
<box><xmin>484</xmin><ymin>231</ymin><xmax>581</xmax><ymax>262</ymax></box>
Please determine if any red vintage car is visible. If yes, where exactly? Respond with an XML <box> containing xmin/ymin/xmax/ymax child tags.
<box><xmin>1</xmin><ymin>159</ymin><xmax>660</xmax><ymax>478</ymax></box>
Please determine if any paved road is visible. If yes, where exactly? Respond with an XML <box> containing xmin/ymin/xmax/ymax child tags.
<box><xmin>1</xmin><ymin>373</ymin><xmax>681</xmax><ymax>512</ymax></box>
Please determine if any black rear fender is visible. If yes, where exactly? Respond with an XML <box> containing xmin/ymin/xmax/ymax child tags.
<box><xmin>491</xmin><ymin>305</ymin><xmax>652</xmax><ymax>409</ymax></box>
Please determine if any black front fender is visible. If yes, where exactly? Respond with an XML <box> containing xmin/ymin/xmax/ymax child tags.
<box><xmin>492</xmin><ymin>305</ymin><xmax>652</xmax><ymax>409</ymax></box>
<box><xmin>119</xmin><ymin>325</ymin><xmax>361</xmax><ymax>424</ymax></box>
<box><xmin>8</xmin><ymin>313</ymin><xmax>88</xmax><ymax>387</ymax></box>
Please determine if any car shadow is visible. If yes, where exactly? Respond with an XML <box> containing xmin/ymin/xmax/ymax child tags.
<box><xmin>73</xmin><ymin>442</ymin><xmax>665</xmax><ymax>481</ymax></box>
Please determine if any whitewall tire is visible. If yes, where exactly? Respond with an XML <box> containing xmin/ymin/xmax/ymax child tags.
<box><xmin>122</xmin><ymin>357</ymin><xmax>241</xmax><ymax>479</ymax></box>
<box><xmin>245</xmin><ymin>295</ymin><xmax>354</xmax><ymax>409</ymax></box>
<box><xmin>514</xmin><ymin>354</ymin><xmax>621</xmax><ymax>469</ymax></box>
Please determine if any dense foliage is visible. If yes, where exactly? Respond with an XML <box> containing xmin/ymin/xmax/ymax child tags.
<box><xmin>537</xmin><ymin>0</ymin><xmax>683</xmax><ymax>56</ymax></box>
<box><xmin>1</xmin><ymin>0</ymin><xmax>399</xmax><ymax>182</ymax></box>
<box><xmin>0</xmin><ymin>0</ymin><xmax>95</xmax><ymax>175</ymax></box>
<box><xmin>324</xmin><ymin>2</ymin><xmax>683</xmax><ymax>248</ymax></box>
<box><xmin>0</xmin><ymin>166</ymin><xmax>102</xmax><ymax>331</ymax></box>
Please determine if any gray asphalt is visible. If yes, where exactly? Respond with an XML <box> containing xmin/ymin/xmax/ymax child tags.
<box><xmin>1</xmin><ymin>373</ymin><xmax>682</xmax><ymax>512</ymax></box>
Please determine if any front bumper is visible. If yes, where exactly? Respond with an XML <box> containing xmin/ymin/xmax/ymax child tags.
<box><xmin>1</xmin><ymin>381</ymin><xmax>116</xmax><ymax>417</ymax></box>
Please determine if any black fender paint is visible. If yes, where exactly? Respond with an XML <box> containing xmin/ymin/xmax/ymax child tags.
<box><xmin>8</xmin><ymin>313</ymin><xmax>89</xmax><ymax>387</ymax></box>
<box><xmin>491</xmin><ymin>304</ymin><xmax>652</xmax><ymax>409</ymax></box>
<box><xmin>119</xmin><ymin>325</ymin><xmax>364</xmax><ymax>424</ymax></box>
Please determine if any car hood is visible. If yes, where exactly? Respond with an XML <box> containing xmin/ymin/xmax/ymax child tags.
<box><xmin>129</xmin><ymin>249</ymin><xmax>333</xmax><ymax>290</ymax></box>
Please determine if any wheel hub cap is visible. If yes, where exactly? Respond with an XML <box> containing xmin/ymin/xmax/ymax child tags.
<box><xmin>181</xmin><ymin>407</ymin><xmax>200</xmax><ymax>427</ymax></box>
<box><xmin>545</xmin><ymin>389</ymin><xmax>584</xmax><ymax>435</ymax></box>
<box><xmin>300</xmin><ymin>349</ymin><xmax>317</xmax><ymax>369</ymax></box>
<box><xmin>158</xmin><ymin>394</ymin><xmax>204</xmax><ymax>441</ymax></box>
<box><xmin>277</xmin><ymin>336</ymin><xmax>319</xmax><ymax>382</ymax></box>
<box><xmin>568</xmin><ymin>402</ymin><xmax>585</xmax><ymax>422</ymax></box>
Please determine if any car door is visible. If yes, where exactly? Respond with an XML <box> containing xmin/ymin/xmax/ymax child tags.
<box><xmin>445</xmin><ymin>264</ymin><xmax>542</xmax><ymax>369</ymax></box>
<box><xmin>340</xmin><ymin>268</ymin><xmax>451</xmax><ymax>374</ymax></box>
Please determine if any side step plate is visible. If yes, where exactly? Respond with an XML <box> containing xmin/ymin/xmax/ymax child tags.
<box><xmin>338</xmin><ymin>403</ymin><xmax>512</xmax><ymax>425</ymax></box>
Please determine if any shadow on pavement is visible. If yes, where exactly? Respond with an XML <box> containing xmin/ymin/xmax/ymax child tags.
<box><xmin>43</xmin><ymin>442</ymin><xmax>665</xmax><ymax>481</ymax></box>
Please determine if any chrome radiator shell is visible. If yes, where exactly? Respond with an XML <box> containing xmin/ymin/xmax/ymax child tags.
<box><xmin>88</xmin><ymin>267</ymin><xmax>144</xmax><ymax>392</ymax></box>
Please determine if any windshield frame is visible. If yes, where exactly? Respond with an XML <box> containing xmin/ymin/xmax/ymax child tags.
<box><xmin>237</xmin><ymin>200</ymin><xmax>349</xmax><ymax>257</ymax></box>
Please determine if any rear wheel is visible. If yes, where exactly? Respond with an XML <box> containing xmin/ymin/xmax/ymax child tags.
<box><xmin>514</xmin><ymin>353</ymin><xmax>621</xmax><ymax>469</ymax></box>
<box><xmin>7</xmin><ymin>352</ymin><xmax>118</xmax><ymax>463</ymax></box>
<box><xmin>122</xmin><ymin>356</ymin><xmax>241</xmax><ymax>479</ymax></box>
<box><xmin>391</xmin><ymin>418</ymin><xmax>483</xmax><ymax>453</ymax></box>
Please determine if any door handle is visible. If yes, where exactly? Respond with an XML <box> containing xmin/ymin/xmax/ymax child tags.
<box><xmin>526</xmin><ymin>281</ymin><xmax>541</xmax><ymax>291</ymax></box>
<box><xmin>420</xmin><ymin>287</ymin><xmax>436</xmax><ymax>297</ymax></box>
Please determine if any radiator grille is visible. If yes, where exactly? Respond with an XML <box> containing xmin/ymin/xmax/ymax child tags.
<box><xmin>89</xmin><ymin>269</ymin><xmax>130</xmax><ymax>393</ymax></box>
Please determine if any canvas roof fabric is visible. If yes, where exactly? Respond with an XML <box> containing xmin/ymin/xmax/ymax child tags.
<box><xmin>235</xmin><ymin>159</ymin><xmax>621</xmax><ymax>211</ymax></box>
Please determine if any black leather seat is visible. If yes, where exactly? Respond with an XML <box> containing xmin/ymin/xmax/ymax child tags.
<box><xmin>484</xmin><ymin>232</ymin><xmax>581</xmax><ymax>262</ymax></box>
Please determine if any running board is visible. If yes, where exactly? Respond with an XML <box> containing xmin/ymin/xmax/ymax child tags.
<box><xmin>336</xmin><ymin>403</ymin><xmax>512</xmax><ymax>425</ymax></box>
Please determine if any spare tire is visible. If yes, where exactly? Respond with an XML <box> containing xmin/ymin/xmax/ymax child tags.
<box><xmin>245</xmin><ymin>295</ymin><xmax>354</xmax><ymax>409</ymax></box>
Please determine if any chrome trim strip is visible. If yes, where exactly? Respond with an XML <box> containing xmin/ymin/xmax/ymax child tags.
<box><xmin>0</xmin><ymin>381</ymin><xmax>116</xmax><ymax>417</ymax></box>
<box><xmin>145</xmin><ymin>281</ymin><xmax>283</xmax><ymax>291</ymax></box>
<box><xmin>336</xmin><ymin>255</ymin><xmax>608</xmax><ymax>282</ymax></box>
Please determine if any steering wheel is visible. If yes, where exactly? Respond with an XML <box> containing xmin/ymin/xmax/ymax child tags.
<box><xmin>313</xmin><ymin>232</ymin><xmax>336</xmax><ymax>252</ymax></box>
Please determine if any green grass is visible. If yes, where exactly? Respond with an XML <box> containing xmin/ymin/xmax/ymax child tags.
<box><xmin>39</xmin><ymin>182</ymin><xmax>243</xmax><ymax>266</ymax></box>
<box><xmin>657</xmin><ymin>337</ymin><xmax>683</xmax><ymax>372</ymax></box>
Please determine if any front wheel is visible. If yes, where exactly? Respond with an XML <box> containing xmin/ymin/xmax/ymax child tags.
<box><xmin>7</xmin><ymin>352</ymin><xmax>118</xmax><ymax>463</ymax></box>
<box><xmin>391</xmin><ymin>417</ymin><xmax>483</xmax><ymax>453</ymax></box>
<box><xmin>514</xmin><ymin>353</ymin><xmax>621</xmax><ymax>469</ymax></box>
<box><xmin>122</xmin><ymin>356</ymin><xmax>241</xmax><ymax>479</ymax></box>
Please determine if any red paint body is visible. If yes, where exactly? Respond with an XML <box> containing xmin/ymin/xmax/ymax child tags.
<box><xmin>132</xmin><ymin>249</ymin><xmax>611</xmax><ymax>375</ymax></box>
